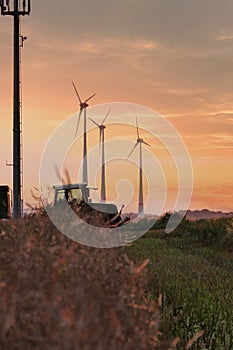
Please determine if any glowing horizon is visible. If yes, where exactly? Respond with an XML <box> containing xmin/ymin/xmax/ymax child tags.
<box><xmin>0</xmin><ymin>0</ymin><xmax>232</xmax><ymax>214</ymax></box>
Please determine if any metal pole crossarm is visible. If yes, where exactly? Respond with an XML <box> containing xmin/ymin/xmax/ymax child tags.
<box><xmin>1</xmin><ymin>0</ymin><xmax>31</xmax><ymax>16</ymax></box>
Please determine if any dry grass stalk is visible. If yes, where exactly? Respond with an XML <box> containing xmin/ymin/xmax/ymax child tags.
<box><xmin>168</xmin><ymin>336</ymin><xmax>180</xmax><ymax>349</ymax></box>
<box><xmin>185</xmin><ymin>330</ymin><xmax>205</xmax><ymax>349</ymax></box>
<box><xmin>134</xmin><ymin>258</ymin><xmax>150</xmax><ymax>274</ymax></box>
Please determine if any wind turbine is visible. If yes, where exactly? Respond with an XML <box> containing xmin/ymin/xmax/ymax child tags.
<box><xmin>128</xmin><ymin>117</ymin><xmax>151</xmax><ymax>216</ymax></box>
<box><xmin>89</xmin><ymin>108</ymin><xmax>111</xmax><ymax>202</ymax></box>
<box><xmin>72</xmin><ymin>81</ymin><xmax>96</xmax><ymax>185</ymax></box>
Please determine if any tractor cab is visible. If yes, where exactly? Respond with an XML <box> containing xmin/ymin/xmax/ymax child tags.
<box><xmin>53</xmin><ymin>183</ymin><xmax>89</xmax><ymax>206</ymax></box>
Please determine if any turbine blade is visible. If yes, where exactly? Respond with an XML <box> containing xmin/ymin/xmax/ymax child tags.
<box><xmin>72</xmin><ymin>81</ymin><xmax>82</xmax><ymax>104</ymax></box>
<box><xmin>127</xmin><ymin>142</ymin><xmax>139</xmax><ymax>159</ymax></box>
<box><xmin>75</xmin><ymin>109</ymin><xmax>82</xmax><ymax>137</ymax></box>
<box><xmin>136</xmin><ymin>115</ymin><xmax>139</xmax><ymax>139</ymax></box>
<box><xmin>142</xmin><ymin>140</ymin><xmax>151</xmax><ymax>147</ymax></box>
<box><xmin>102</xmin><ymin>107</ymin><xmax>111</xmax><ymax>125</ymax></box>
<box><xmin>84</xmin><ymin>93</ymin><xmax>96</xmax><ymax>103</ymax></box>
<box><xmin>89</xmin><ymin>117</ymin><xmax>100</xmax><ymax>127</ymax></box>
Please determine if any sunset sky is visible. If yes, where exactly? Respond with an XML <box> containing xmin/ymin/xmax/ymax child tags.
<box><xmin>0</xmin><ymin>0</ymin><xmax>232</xmax><ymax>213</ymax></box>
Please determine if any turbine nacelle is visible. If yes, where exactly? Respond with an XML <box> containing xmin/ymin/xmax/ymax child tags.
<box><xmin>72</xmin><ymin>81</ymin><xmax>96</xmax><ymax>138</ymax></box>
<box><xmin>138</xmin><ymin>138</ymin><xmax>151</xmax><ymax>147</ymax></box>
<box><xmin>80</xmin><ymin>101</ymin><xmax>89</xmax><ymax>110</ymax></box>
<box><xmin>89</xmin><ymin>107</ymin><xmax>111</xmax><ymax>132</ymax></box>
<box><xmin>128</xmin><ymin>119</ymin><xmax>151</xmax><ymax>159</ymax></box>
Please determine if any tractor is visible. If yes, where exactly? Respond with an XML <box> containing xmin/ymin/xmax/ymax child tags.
<box><xmin>53</xmin><ymin>183</ymin><xmax>129</xmax><ymax>227</ymax></box>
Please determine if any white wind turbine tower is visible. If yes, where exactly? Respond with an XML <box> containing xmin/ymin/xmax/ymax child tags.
<box><xmin>72</xmin><ymin>82</ymin><xmax>96</xmax><ymax>185</ymax></box>
<box><xmin>89</xmin><ymin>108</ymin><xmax>111</xmax><ymax>202</ymax></box>
<box><xmin>128</xmin><ymin>117</ymin><xmax>151</xmax><ymax>216</ymax></box>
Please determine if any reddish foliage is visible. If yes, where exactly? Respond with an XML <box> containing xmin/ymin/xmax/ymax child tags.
<box><xmin>0</xmin><ymin>215</ymin><xmax>162</xmax><ymax>349</ymax></box>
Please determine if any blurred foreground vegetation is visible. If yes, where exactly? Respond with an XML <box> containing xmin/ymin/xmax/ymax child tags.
<box><xmin>0</xmin><ymin>214</ymin><xmax>162</xmax><ymax>350</ymax></box>
<box><xmin>0</xmin><ymin>212</ymin><xmax>232</xmax><ymax>349</ymax></box>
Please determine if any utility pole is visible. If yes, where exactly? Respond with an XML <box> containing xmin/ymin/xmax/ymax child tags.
<box><xmin>1</xmin><ymin>0</ymin><xmax>31</xmax><ymax>218</ymax></box>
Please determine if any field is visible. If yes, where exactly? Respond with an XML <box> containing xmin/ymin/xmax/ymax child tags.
<box><xmin>0</xmin><ymin>213</ymin><xmax>232</xmax><ymax>349</ymax></box>
<box><xmin>126</xmin><ymin>215</ymin><xmax>233</xmax><ymax>349</ymax></box>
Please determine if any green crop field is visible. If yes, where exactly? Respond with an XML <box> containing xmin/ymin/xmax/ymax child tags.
<box><xmin>125</xmin><ymin>216</ymin><xmax>233</xmax><ymax>349</ymax></box>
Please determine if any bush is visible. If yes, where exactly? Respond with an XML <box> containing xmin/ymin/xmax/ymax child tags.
<box><xmin>0</xmin><ymin>214</ymin><xmax>161</xmax><ymax>350</ymax></box>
